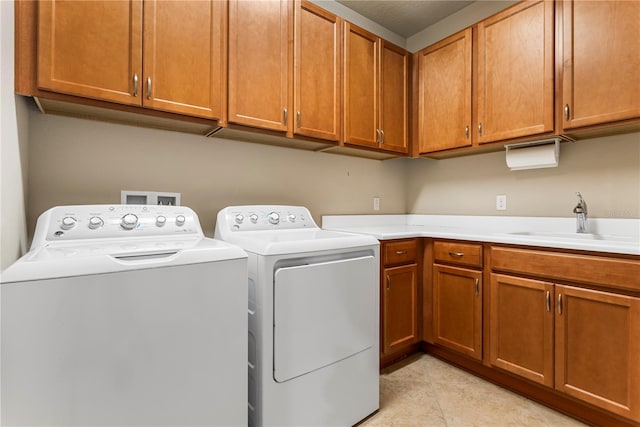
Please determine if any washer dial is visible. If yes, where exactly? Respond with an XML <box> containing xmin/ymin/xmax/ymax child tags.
<box><xmin>60</xmin><ymin>217</ymin><xmax>77</xmax><ymax>230</ymax></box>
<box><xmin>121</xmin><ymin>214</ymin><xmax>138</xmax><ymax>230</ymax></box>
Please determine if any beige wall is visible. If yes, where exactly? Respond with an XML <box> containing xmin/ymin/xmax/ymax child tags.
<box><xmin>406</xmin><ymin>133</ymin><xmax>640</xmax><ymax>219</ymax></box>
<box><xmin>27</xmin><ymin>112</ymin><xmax>407</xmax><ymax>238</ymax></box>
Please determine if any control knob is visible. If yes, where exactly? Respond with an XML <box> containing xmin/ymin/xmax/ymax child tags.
<box><xmin>235</xmin><ymin>214</ymin><xmax>244</xmax><ymax>224</ymax></box>
<box><xmin>287</xmin><ymin>214</ymin><xmax>296</xmax><ymax>223</ymax></box>
<box><xmin>88</xmin><ymin>216</ymin><xmax>104</xmax><ymax>230</ymax></box>
<box><xmin>121</xmin><ymin>213</ymin><xmax>138</xmax><ymax>230</ymax></box>
<box><xmin>249</xmin><ymin>214</ymin><xmax>259</xmax><ymax>224</ymax></box>
<box><xmin>268</xmin><ymin>212</ymin><xmax>280</xmax><ymax>225</ymax></box>
<box><xmin>175</xmin><ymin>214</ymin><xmax>186</xmax><ymax>227</ymax></box>
<box><xmin>60</xmin><ymin>216</ymin><xmax>77</xmax><ymax>230</ymax></box>
<box><xmin>156</xmin><ymin>215</ymin><xmax>167</xmax><ymax>227</ymax></box>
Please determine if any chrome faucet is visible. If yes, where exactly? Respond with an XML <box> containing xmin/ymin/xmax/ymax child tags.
<box><xmin>573</xmin><ymin>192</ymin><xmax>588</xmax><ymax>233</ymax></box>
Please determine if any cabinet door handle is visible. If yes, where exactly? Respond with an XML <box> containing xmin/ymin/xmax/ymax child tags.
<box><xmin>376</xmin><ymin>129</ymin><xmax>381</xmax><ymax>144</ymax></box>
<box><xmin>395</xmin><ymin>250</ymin><xmax>407</xmax><ymax>255</ymax></box>
<box><xmin>564</xmin><ymin>104</ymin><xmax>570</xmax><ymax>121</ymax></box>
<box><xmin>297</xmin><ymin>111</ymin><xmax>301</xmax><ymax>128</ymax></box>
<box><xmin>478</xmin><ymin>122</ymin><xmax>483</xmax><ymax>136</ymax></box>
<box><xmin>545</xmin><ymin>290</ymin><xmax>551</xmax><ymax>312</ymax></box>
<box><xmin>448</xmin><ymin>251</ymin><xmax>464</xmax><ymax>257</ymax></box>
<box><xmin>386</xmin><ymin>275</ymin><xmax>391</xmax><ymax>291</ymax></box>
<box><xmin>474</xmin><ymin>278</ymin><xmax>479</xmax><ymax>296</ymax></box>
<box><xmin>146</xmin><ymin>76</ymin><xmax>152</xmax><ymax>100</ymax></box>
<box><xmin>283</xmin><ymin>108</ymin><xmax>288</xmax><ymax>125</ymax></box>
<box><xmin>557</xmin><ymin>293</ymin><xmax>563</xmax><ymax>315</ymax></box>
<box><xmin>465</xmin><ymin>125</ymin><xmax>469</xmax><ymax>139</ymax></box>
<box><xmin>133</xmin><ymin>73</ymin><xmax>139</xmax><ymax>97</ymax></box>
<box><xmin>380</xmin><ymin>129</ymin><xmax>385</xmax><ymax>144</ymax></box>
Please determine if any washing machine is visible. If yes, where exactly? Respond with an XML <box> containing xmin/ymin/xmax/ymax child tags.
<box><xmin>215</xmin><ymin>205</ymin><xmax>380</xmax><ymax>427</ymax></box>
<box><xmin>1</xmin><ymin>204</ymin><xmax>248</xmax><ymax>426</ymax></box>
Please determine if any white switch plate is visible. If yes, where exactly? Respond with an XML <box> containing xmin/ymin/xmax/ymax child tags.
<box><xmin>496</xmin><ymin>194</ymin><xmax>507</xmax><ymax>211</ymax></box>
<box><xmin>373</xmin><ymin>197</ymin><xmax>380</xmax><ymax>211</ymax></box>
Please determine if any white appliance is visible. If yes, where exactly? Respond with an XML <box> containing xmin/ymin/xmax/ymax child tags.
<box><xmin>215</xmin><ymin>205</ymin><xmax>380</xmax><ymax>427</ymax></box>
<box><xmin>1</xmin><ymin>204</ymin><xmax>248</xmax><ymax>426</ymax></box>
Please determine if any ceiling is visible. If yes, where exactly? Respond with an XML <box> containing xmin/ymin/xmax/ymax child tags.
<box><xmin>335</xmin><ymin>0</ymin><xmax>474</xmax><ymax>38</ymax></box>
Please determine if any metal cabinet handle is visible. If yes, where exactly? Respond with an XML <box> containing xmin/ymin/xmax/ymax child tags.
<box><xmin>283</xmin><ymin>108</ymin><xmax>288</xmax><ymax>125</ymax></box>
<box><xmin>545</xmin><ymin>291</ymin><xmax>551</xmax><ymax>312</ymax></box>
<box><xmin>146</xmin><ymin>76</ymin><xmax>152</xmax><ymax>100</ymax></box>
<box><xmin>395</xmin><ymin>250</ymin><xmax>407</xmax><ymax>255</ymax></box>
<box><xmin>297</xmin><ymin>111</ymin><xmax>301</xmax><ymax>128</ymax></box>
<box><xmin>474</xmin><ymin>278</ymin><xmax>479</xmax><ymax>296</ymax></box>
<box><xmin>380</xmin><ymin>129</ymin><xmax>385</xmax><ymax>144</ymax></box>
<box><xmin>133</xmin><ymin>73</ymin><xmax>139</xmax><ymax>97</ymax></box>
<box><xmin>376</xmin><ymin>129</ymin><xmax>381</xmax><ymax>144</ymax></box>
<box><xmin>465</xmin><ymin>125</ymin><xmax>469</xmax><ymax>139</ymax></box>
<box><xmin>557</xmin><ymin>293</ymin><xmax>563</xmax><ymax>315</ymax></box>
<box><xmin>478</xmin><ymin>122</ymin><xmax>483</xmax><ymax>136</ymax></box>
<box><xmin>448</xmin><ymin>251</ymin><xmax>464</xmax><ymax>257</ymax></box>
<box><xmin>386</xmin><ymin>275</ymin><xmax>391</xmax><ymax>291</ymax></box>
<box><xmin>564</xmin><ymin>104</ymin><xmax>570</xmax><ymax>121</ymax></box>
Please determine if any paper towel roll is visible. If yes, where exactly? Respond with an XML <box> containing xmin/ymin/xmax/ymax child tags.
<box><xmin>505</xmin><ymin>139</ymin><xmax>559</xmax><ymax>171</ymax></box>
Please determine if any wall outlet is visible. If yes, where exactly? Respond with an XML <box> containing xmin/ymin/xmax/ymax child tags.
<box><xmin>496</xmin><ymin>194</ymin><xmax>507</xmax><ymax>211</ymax></box>
<box><xmin>373</xmin><ymin>197</ymin><xmax>380</xmax><ymax>211</ymax></box>
<box><xmin>121</xmin><ymin>191</ymin><xmax>181</xmax><ymax>206</ymax></box>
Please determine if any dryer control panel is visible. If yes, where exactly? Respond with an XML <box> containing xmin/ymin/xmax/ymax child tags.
<box><xmin>218</xmin><ymin>206</ymin><xmax>317</xmax><ymax>232</ymax></box>
<box><xmin>32</xmin><ymin>205</ymin><xmax>203</xmax><ymax>247</ymax></box>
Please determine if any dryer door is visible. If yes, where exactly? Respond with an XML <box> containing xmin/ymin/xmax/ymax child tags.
<box><xmin>273</xmin><ymin>255</ymin><xmax>376</xmax><ymax>382</ymax></box>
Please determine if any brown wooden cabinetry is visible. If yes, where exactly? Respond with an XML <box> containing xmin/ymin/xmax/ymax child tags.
<box><xmin>294</xmin><ymin>1</ymin><xmax>341</xmax><ymax>141</ymax></box>
<box><xmin>432</xmin><ymin>241</ymin><xmax>483</xmax><ymax>360</ymax></box>
<box><xmin>344</xmin><ymin>23</ymin><xmax>408</xmax><ymax>154</ymax></box>
<box><xmin>490</xmin><ymin>247</ymin><xmax>640</xmax><ymax>422</ymax></box>
<box><xmin>38</xmin><ymin>0</ymin><xmax>224</xmax><ymax>119</ymax></box>
<box><xmin>228</xmin><ymin>0</ymin><xmax>290</xmax><ymax>131</ymax></box>
<box><xmin>380</xmin><ymin>239</ymin><xmax>420</xmax><ymax>366</ymax></box>
<box><xmin>560</xmin><ymin>0</ymin><xmax>640</xmax><ymax>131</ymax></box>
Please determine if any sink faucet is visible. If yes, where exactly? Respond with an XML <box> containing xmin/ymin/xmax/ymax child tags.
<box><xmin>573</xmin><ymin>192</ymin><xmax>588</xmax><ymax>233</ymax></box>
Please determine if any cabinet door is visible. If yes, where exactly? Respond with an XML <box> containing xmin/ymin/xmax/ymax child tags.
<box><xmin>344</xmin><ymin>23</ymin><xmax>379</xmax><ymax>148</ymax></box>
<box><xmin>228</xmin><ymin>0</ymin><xmax>290</xmax><ymax>131</ymax></box>
<box><xmin>555</xmin><ymin>285</ymin><xmax>640</xmax><ymax>421</ymax></box>
<box><xmin>38</xmin><ymin>0</ymin><xmax>142</xmax><ymax>105</ymax></box>
<box><xmin>561</xmin><ymin>0</ymin><xmax>640</xmax><ymax>130</ymax></box>
<box><xmin>379</xmin><ymin>41</ymin><xmax>408</xmax><ymax>153</ymax></box>
<box><xmin>489</xmin><ymin>274</ymin><xmax>554</xmax><ymax>387</ymax></box>
<box><xmin>476</xmin><ymin>0</ymin><xmax>554</xmax><ymax>143</ymax></box>
<box><xmin>418</xmin><ymin>28</ymin><xmax>472</xmax><ymax>153</ymax></box>
<box><xmin>294</xmin><ymin>1</ymin><xmax>341</xmax><ymax>141</ymax></box>
<box><xmin>433</xmin><ymin>264</ymin><xmax>482</xmax><ymax>360</ymax></box>
<box><xmin>143</xmin><ymin>0</ymin><xmax>224</xmax><ymax>119</ymax></box>
<box><xmin>382</xmin><ymin>264</ymin><xmax>418</xmax><ymax>354</ymax></box>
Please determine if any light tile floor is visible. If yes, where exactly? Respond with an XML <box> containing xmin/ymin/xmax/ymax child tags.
<box><xmin>361</xmin><ymin>354</ymin><xmax>587</xmax><ymax>427</ymax></box>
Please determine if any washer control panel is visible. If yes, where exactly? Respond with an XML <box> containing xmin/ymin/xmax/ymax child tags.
<box><xmin>220</xmin><ymin>206</ymin><xmax>317</xmax><ymax>231</ymax></box>
<box><xmin>35</xmin><ymin>205</ymin><xmax>203</xmax><ymax>244</ymax></box>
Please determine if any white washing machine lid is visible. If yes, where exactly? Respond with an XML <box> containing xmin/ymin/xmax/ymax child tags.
<box><xmin>217</xmin><ymin>228</ymin><xmax>378</xmax><ymax>255</ymax></box>
<box><xmin>1</xmin><ymin>237</ymin><xmax>247</xmax><ymax>283</ymax></box>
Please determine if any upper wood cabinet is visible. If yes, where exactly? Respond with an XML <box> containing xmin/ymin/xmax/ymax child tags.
<box><xmin>228</xmin><ymin>0</ymin><xmax>290</xmax><ymax>131</ymax></box>
<box><xmin>418</xmin><ymin>28</ymin><xmax>472</xmax><ymax>153</ymax></box>
<box><xmin>38</xmin><ymin>1</ymin><xmax>142</xmax><ymax>106</ymax></box>
<box><xmin>37</xmin><ymin>0</ymin><xmax>224</xmax><ymax>119</ymax></box>
<box><xmin>344</xmin><ymin>23</ymin><xmax>408</xmax><ymax>153</ymax></box>
<box><xmin>560</xmin><ymin>0</ymin><xmax>640</xmax><ymax>131</ymax></box>
<box><xmin>476</xmin><ymin>0</ymin><xmax>554</xmax><ymax>144</ymax></box>
<box><xmin>294</xmin><ymin>1</ymin><xmax>341</xmax><ymax>141</ymax></box>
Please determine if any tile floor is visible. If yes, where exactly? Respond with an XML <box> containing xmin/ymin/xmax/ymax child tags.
<box><xmin>361</xmin><ymin>354</ymin><xmax>587</xmax><ymax>427</ymax></box>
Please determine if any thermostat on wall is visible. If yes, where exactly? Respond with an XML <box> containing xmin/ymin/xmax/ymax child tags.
<box><xmin>121</xmin><ymin>191</ymin><xmax>181</xmax><ymax>206</ymax></box>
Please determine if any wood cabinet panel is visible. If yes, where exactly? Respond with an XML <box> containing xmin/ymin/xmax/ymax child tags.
<box><xmin>38</xmin><ymin>0</ymin><xmax>142</xmax><ymax>105</ymax></box>
<box><xmin>228</xmin><ymin>0</ymin><xmax>289</xmax><ymax>131</ymax></box>
<box><xmin>561</xmin><ymin>0</ymin><xmax>640</xmax><ymax>130</ymax></box>
<box><xmin>434</xmin><ymin>241</ymin><xmax>482</xmax><ymax>268</ymax></box>
<box><xmin>143</xmin><ymin>0</ymin><xmax>224</xmax><ymax>118</ymax></box>
<box><xmin>418</xmin><ymin>28</ymin><xmax>472</xmax><ymax>153</ymax></box>
<box><xmin>555</xmin><ymin>285</ymin><xmax>640</xmax><ymax>421</ymax></box>
<box><xmin>433</xmin><ymin>264</ymin><xmax>482</xmax><ymax>360</ymax></box>
<box><xmin>476</xmin><ymin>0</ymin><xmax>554</xmax><ymax>143</ymax></box>
<box><xmin>490</xmin><ymin>274</ymin><xmax>554</xmax><ymax>387</ymax></box>
<box><xmin>379</xmin><ymin>41</ymin><xmax>408</xmax><ymax>153</ymax></box>
<box><xmin>382</xmin><ymin>264</ymin><xmax>419</xmax><ymax>354</ymax></box>
<box><xmin>344</xmin><ymin>23</ymin><xmax>379</xmax><ymax>148</ymax></box>
<box><xmin>294</xmin><ymin>1</ymin><xmax>341</xmax><ymax>141</ymax></box>
<box><xmin>383</xmin><ymin>239</ymin><xmax>417</xmax><ymax>266</ymax></box>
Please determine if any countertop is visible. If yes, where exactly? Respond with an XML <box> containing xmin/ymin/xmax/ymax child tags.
<box><xmin>321</xmin><ymin>214</ymin><xmax>640</xmax><ymax>256</ymax></box>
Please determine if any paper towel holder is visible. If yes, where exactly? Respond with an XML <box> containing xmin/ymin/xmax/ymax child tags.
<box><xmin>505</xmin><ymin>138</ymin><xmax>561</xmax><ymax>171</ymax></box>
